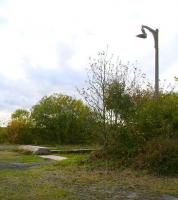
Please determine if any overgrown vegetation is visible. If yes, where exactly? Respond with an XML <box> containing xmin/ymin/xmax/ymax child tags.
<box><xmin>80</xmin><ymin>50</ymin><xmax>178</xmax><ymax>175</ymax></box>
<box><xmin>1</xmin><ymin>50</ymin><xmax>178</xmax><ymax>175</ymax></box>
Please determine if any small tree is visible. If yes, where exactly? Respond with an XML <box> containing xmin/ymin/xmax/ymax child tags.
<box><xmin>80</xmin><ymin>50</ymin><xmax>114</xmax><ymax>145</ymax></box>
<box><xmin>7</xmin><ymin>109</ymin><xmax>32</xmax><ymax>144</ymax></box>
<box><xmin>80</xmin><ymin>50</ymin><xmax>146</xmax><ymax>146</ymax></box>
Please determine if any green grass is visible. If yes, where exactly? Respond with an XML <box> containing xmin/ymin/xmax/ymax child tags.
<box><xmin>0</xmin><ymin>151</ymin><xmax>45</xmax><ymax>163</ymax></box>
<box><xmin>0</xmin><ymin>145</ymin><xmax>178</xmax><ymax>199</ymax></box>
<box><xmin>0</xmin><ymin>169</ymin><xmax>76</xmax><ymax>200</ymax></box>
<box><xmin>54</xmin><ymin>153</ymin><xmax>89</xmax><ymax>166</ymax></box>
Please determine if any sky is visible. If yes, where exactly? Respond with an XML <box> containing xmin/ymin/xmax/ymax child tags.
<box><xmin>0</xmin><ymin>0</ymin><xmax>178</xmax><ymax>124</ymax></box>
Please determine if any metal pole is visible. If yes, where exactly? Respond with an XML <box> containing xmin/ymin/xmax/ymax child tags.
<box><xmin>154</xmin><ymin>29</ymin><xmax>159</xmax><ymax>97</ymax></box>
<box><xmin>141</xmin><ymin>25</ymin><xmax>159</xmax><ymax>97</ymax></box>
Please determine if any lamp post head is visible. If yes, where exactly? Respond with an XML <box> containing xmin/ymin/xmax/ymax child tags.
<box><xmin>136</xmin><ymin>27</ymin><xmax>147</xmax><ymax>39</ymax></box>
<box><xmin>136</xmin><ymin>33</ymin><xmax>147</xmax><ymax>38</ymax></box>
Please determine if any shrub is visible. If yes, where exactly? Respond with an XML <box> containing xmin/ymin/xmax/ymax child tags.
<box><xmin>90</xmin><ymin>149</ymin><xmax>105</xmax><ymax>161</ymax></box>
<box><xmin>105</xmin><ymin>126</ymin><xmax>145</xmax><ymax>162</ymax></box>
<box><xmin>100</xmin><ymin>92</ymin><xmax>178</xmax><ymax>175</ymax></box>
<box><xmin>134</xmin><ymin>137</ymin><xmax>178</xmax><ymax>175</ymax></box>
<box><xmin>132</xmin><ymin>93</ymin><xmax>178</xmax><ymax>140</ymax></box>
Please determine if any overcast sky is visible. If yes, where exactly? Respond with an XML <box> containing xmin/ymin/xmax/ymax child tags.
<box><xmin>0</xmin><ymin>0</ymin><xmax>178</xmax><ymax>124</ymax></box>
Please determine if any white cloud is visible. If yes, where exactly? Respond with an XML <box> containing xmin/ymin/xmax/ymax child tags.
<box><xmin>0</xmin><ymin>0</ymin><xmax>178</xmax><ymax>123</ymax></box>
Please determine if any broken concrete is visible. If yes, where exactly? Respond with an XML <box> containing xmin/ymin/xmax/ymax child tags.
<box><xmin>19</xmin><ymin>145</ymin><xmax>51</xmax><ymax>155</ymax></box>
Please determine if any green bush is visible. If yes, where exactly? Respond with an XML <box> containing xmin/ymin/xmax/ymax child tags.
<box><xmin>132</xmin><ymin>93</ymin><xmax>178</xmax><ymax>139</ymax></box>
<box><xmin>134</xmin><ymin>137</ymin><xmax>178</xmax><ymax>175</ymax></box>
<box><xmin>96</xmin><ymin>92</ymin><xmax>178</xmax><ymax>175</ymax></box>
<box><xmin>105</xmin><ymin>126</ymin><xmax>145</xmax><ymax>162</ymax></box>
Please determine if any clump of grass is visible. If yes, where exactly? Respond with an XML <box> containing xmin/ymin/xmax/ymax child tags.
<box><xmin>54</xmin><ymin>153</ymin><xmax>90</xmax><ymax>167</ymax></box>
<box><xmin>134</xmin><ymin>137</ymin><xmax>178</xmax><ymax>176</ymax></box>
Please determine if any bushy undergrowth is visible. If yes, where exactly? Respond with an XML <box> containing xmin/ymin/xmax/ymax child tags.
<box><xmin>102</xmin><ymin>93</ymin><xmax>178</xmax><ymax>175</ymax></box>
<box><xmin>132</xmin><ymin>93</ymin><xmax>178</xmax><ymax>139</ymax></box>
<box><xmin>134</xmin><ymin>137</ymin><xmax>178</xmax><ymax>175</ymax></box>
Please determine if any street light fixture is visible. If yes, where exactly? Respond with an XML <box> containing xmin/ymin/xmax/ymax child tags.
<box><xmin>137</xmin><ymin>25</ymin><xmax>159</xmax><ymax>97</ymax></box>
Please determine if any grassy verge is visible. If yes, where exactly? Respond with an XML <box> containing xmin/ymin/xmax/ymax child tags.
<box><xmin>0</xmin><ymin>150</ymin><xmax>45</xmax><ymax>163</ymax></box>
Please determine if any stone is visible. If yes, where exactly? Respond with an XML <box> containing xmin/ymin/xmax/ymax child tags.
<box><xmin>19</xmin><ymin>145</ymin><xmax>51</xmax><ymax>155</ymax></box>
<box><xmin>127</xmin><ymin>192</ymin><xmax>138</xmax><ymax>199</ymax></box>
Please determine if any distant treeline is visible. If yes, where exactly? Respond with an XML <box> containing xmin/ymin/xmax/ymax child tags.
<box><xmin>5</xmin><ymin>94</ymin><xmax>98</xmax><ymax>145</ymax></box>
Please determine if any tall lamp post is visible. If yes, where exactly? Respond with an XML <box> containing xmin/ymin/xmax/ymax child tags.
<box><xmin>136</xmin><ymin>25</ymin><xmax>159</xmax><ymax>97</ymax></box>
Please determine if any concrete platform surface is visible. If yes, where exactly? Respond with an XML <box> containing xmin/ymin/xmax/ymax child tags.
<box><xmin>39</xmin><ymin>155</ymin><xmax>67</xmax><ymax>161</ymax></box>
